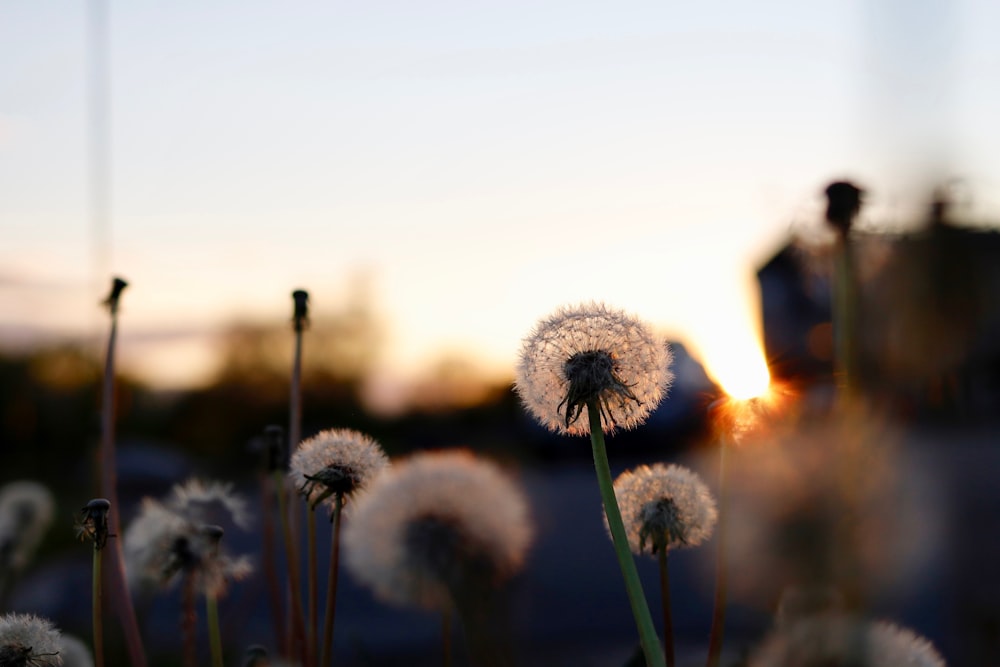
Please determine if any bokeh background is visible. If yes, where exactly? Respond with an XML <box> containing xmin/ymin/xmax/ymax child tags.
<box><xmin>3</xmin><ymin>1</ymin><xmax>1000</xmax><ymax>665</ymax></box>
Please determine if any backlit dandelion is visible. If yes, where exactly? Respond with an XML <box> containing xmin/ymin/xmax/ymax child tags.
<box><xmin>288</xmin><ymin>429</ymin><xmax>388</xmax><ymax>666</ymax></box>
<box><xmin>0</xmin><ymin>613</ymin><xmax>63</xmax><ymax>666</ymax></box>
<box><xmin>124</xmin><ymin>498</ymin><xmax>251</xmax><ymax>597</ymax></box>
<box><xmin>516</xmin><ymin>302</ymin><xmax>670</xmax><ymax>667</ymax></box>
<box><xmin>610</xmin><ymin>463</ymin><xmax>716</xmax><ymax>667</ymax></box>
<box><xmin>344</xmin><ymin>450</ymin><xmax>531</xmax><ymax>609</ymax></box>
<box><xmin>749</xmin><ymin>615</ymin><xmax>946</xmax><ymax>667</ymax></box>
<box><xmin>344</xmin><ymin>450</ymin><xmax>531</xmax><ymax>665</ymax></box>
<box><xmin>0</xmin><ymin>481</ymin><xmax>55</xmax><ymax>578</ymax></box>
<box><xmin>289</xmin><ymin>429</ymin><xmax>388</xmax><ymax>510</ymax></box>
<box><xmin>612</xmin><ymin>464</ymin><xmax>717</xmax><ymax>556</ymax></box>
<box><xmin>515</xmin><ymin>302</ymin><xmax>673</xmax><ymax>436</ymax></box>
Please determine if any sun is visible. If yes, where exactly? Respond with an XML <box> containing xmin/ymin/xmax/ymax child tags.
<box><xmin>700</xmin><ymin>336</ymin><xmax>771</xmax><ymax>401</ymax></box>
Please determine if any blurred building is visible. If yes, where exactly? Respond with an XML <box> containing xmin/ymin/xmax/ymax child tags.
<box><xmin>758</xmin><ymin>206</ymin><xmax>1000</xmax><ymax>419</ymax></box>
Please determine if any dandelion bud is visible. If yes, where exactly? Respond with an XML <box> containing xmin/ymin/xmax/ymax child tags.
<box><xmin>824</xmin><ymin>181</ymin><xmax>864</xmax><ymax>234</ymax></box>
<box><xmin>611</xmin><ymin>464</ymin><xmax>717</xmax><ymax>556</ymax></box>
<box><xmin>102</xmin><ymin>276</ymin><xmax>128</xmax><ymax>314</ymax></box>
<box><xmin>0</xmin><ymin>613</ymin><xmax>63</xmax><ymax>666</ymax></box>
<box><xmin>76</xmin><ymin>498</ymin><xmax>112</xmax><ymax>551</ymax></box>
<box><xmin>516</xmin><ymin>303</ymin><xmax>673</xmax><ymax>435</ymax></box>
<box><xmin>291</xmin><ymin>289</ymin><xmax>310</xmax><ymax>332</ymax></box>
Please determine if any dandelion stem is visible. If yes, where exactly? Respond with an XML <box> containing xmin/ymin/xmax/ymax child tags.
<box><xmin>833</xmin><ymin>235</ymin><xmax>860</xmax><ymax>400</ymax></box>
<box><xmin>442</xmin><ymin>605</ymin><xmax>452</xmax><ymax>667</ymax></box>
<box><xmin>97</xmin><ymin>278</ymin><xmax>148</xmax><ymax>667</ymax></box>
<box><xmin>274</xmin><ymin>470</ymin><xmax>307</xmax><ymax>665</ymax></box>
<box><xmin>206</xmin><ymin>593</ymin><xmax>224</xmax><ymax>667</ymax></box>
<box><xmin>259</xmin><ymin>474</ymin><xmax>287</xmax><ymax>655</ymax></box>
<box><xmin>705</xmin><ymin>438</ymin><xmax>730</xmax><ymax>667</ymax></box>
<box><xmin>658</xmin><ymin>550</ymin><xmax>674</xmax><ymax>667</ymax></box>
<box><xmin>182</xmin><ymin>574</ymin><xmax>197</xmax><ymax>667</ymax></box>
<box><xmin>307</xmin><ymin>506</ymin><xmax>318</xmax><ymax>666</ymax></box>
<box><xmin>587</xmin><ymin>400</ymin><xmax>665</xmax><ymax>667</ymax></box>
<box><xmin>321</xmin><ymin>494</ymin><xmax>343</xmax><ymax>667</ymax></box>
<box><xmin>92</xmin><ymin>545</ymin><xmax>104</xmax><ymax>667</ymax></box>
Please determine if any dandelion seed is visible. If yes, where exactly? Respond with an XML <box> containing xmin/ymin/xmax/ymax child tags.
<box><xmin>0</xmin><ymin>481</ymin><xmax>55</xmax><ymax>576</ymax></box>
<box><xmin>749</xmin><ymin>615</ymin><xmax>946</xmax><ymax>667</ymax></box>
<box><xmin>167</xmin><ymin>479</ymin><xmax>252</xmax><ymax>531</ymax></box>
<box><xmin>343</xmin><ymin>450</ymin><xmax>532</xmax><ymax>610</ymax></box>
<box><xmin>289</xmin><ymin>429</ymin><xmax>388</xmax><ymax>510</ymax></box>
<box><xmin>0</xmin><ymin>613</ymin><xmax>63</xmax><ymax>666</ymax></box>
<box><xmin>515</xmin><ymin>302</ymin><xmax>673</xmax><ymax>435</ymax></box>
<box><xmin>612</xmin><ymin>464</ymin><xmax>717</xmax><ymax>556</ymax></box>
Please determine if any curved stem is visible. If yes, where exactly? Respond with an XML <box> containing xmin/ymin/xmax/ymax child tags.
<box><xmin>181</xmin><ymin>574</ymin><xmax>197</xmax><ymax>667</ymax></box>
<box><xmin>259</xmin><ymin>474</ymin><xmax>286</xmax><ymax>655</ymax></box>
<box><xmin>705</xmin><ymin>439</ymin><xmax>730</xmax><ymax>667</ymax></box>
<box><xmin>99</xmin><ymin>297</ymin><xmax>148</xmax><ymax>667</ymax></box>
<box><xmin>658</xmin><ymin>550</ymin><xmax>674</xmax><ymax>667</ymax></box>
<box><xmin>307</xmin><ymin>507</ymin><xmax>317</xmax><ymax>666</ymax></box>
<box><xmin>92</xmin><ymin>546</ymin><xmax>104</xmax><ymax>667</ymax></box>
<box><xmin>587</xmin><ymin>401</ymin><xmax>665</xmax><ymax>667</ymax></box>
<box><xmin>321</xmin><ymin>494</ymin><xmax>343</xmax><ymax>667</ymax></box>
<box><xmin>275</xmin><ymin>471</ymin><xmax>307</xmax><ymax>665</ymax></box>
<box><xmin>206</xmin><ymin>593</ymin><xmax>224</xmax><ymax>667</ymax></box>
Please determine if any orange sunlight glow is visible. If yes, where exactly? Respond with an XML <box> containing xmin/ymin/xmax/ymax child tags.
<box><xmin>699</xmin><ymin>334</ymin><xmax>771</xmax><ymax>402</ymax></box>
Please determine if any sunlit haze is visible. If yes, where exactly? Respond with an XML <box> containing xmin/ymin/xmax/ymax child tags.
<box><xmin>3</xmin><ymin>1</ymin><xmax>999</xmax><ymax>404</ymax></box>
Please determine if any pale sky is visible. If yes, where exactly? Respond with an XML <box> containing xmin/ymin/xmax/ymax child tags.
<box><xmin>3</xmin><ymin>1</ymin><xmax>1000</xmax><ymax>402</ymax></box>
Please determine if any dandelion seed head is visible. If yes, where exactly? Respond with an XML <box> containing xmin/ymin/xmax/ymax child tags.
<box><xmin>289</xmin><ymin>429</ymin><xmax>388</xmax><ymax>510</ymax></box>
<box><xmin>611</xmin><ymin>464</ymin><xmax>717</xmax><ymax>555</ymax></box>
<box><xmin>168</xmin><ymin>479</ymin><xmax>252</xmax><ymax>531</ymax></box>
<box><xmin>124</xmin><ymin>498</ymin><xmax>252</xmax><ymax>597</ymax></box>
<box><xmin>0</xmin><ymin>613</ymin><xmax>62</xmax><ymax>666</ymax></box>
<box><xmin>515</xmin><ymin>303</ymin><xmax>673</xmax><ymax>435</ymax></box>
<box><xmin>0</xmin><ymin>481</ymin><xmax>55</xmax><ymax>575</ymax></box>
<box><xmin>749</xmin><ymin>616</ymin><xmax>946</xmax><ymax>667</ymax></box>
<box><xmin>343</xmin><ymin>450</ymin><xmax>532</xmax><ymax>610</ymax></box>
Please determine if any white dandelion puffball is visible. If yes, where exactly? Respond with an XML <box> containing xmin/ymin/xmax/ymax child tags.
<box><xmin>289</xmin><ymin>429</ymin><xmax>388</xmax><ymax>509</ymax></box>
<box><xmin>0</xmin><ymin>481</ymin><xmax>55</xmax><ymax>574</ymax></box>
<box><xmin>611</xmin><ymin>463</ymin><xmax>717</xmax><ymax>556</ymax></box>
<box><xmin>0</xmin><ymin>613</ymin><xmax>63</xmax><ymax>666</ymax></box>
<box><xmin>167</xmin><ymin>478</ymin><xmax>252</xmax><ymax>531</ymax></box>
<box><xmin>343</xmin><ymin>450</ymin><xmax>532</xmax><ymax>610</ymax></box>
<box><xmin>516</xmin><ymin>302</ymin><xmax>673</xmax><ymax>436</ymax></box>
<box><xmin>749</xmin><ymin>616</ymin><xmax>946</xmax><ymax>667</ymax></box>
<box><xmin>124</xmin><ymin>498</ymin><xmax>252</xmax><ymax>597</ymax></box>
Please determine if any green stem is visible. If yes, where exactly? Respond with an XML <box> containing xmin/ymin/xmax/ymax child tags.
<box><xmin>275</xmin><ymin>470</ymin><xmax>307</xmax><ymax>665</ymax></box>
<box><xmin>307</xmin><ymin>506</ymin><xmax>317</xmax><ymax>666</ymax></box>
<box><xmin>705</xmin><ymin>438</ymin><xmax>730</xmax><ymax>667</ymax></box>
<box><xmin>658</xmin><ymin>550</ymin><xmax>674</xmax><ymax>667</ymax></box>
<box><xmin>833</xmin><ymin>233</ymin><xmax>859</xmax><ymax>400</ymax></box>
<box><xmin>321</xmin><ymin>494</ymin><xmax>343</xmax><ymax>667</ymax></box>
<box><xmin>587</xmin><ymin>401</ymin><xmax>665</xmax><ymax>667</ymax></box>
<box><xmin>93</xmin><ymin>546</ymin><xmax>104</xmax><ymax>667</ymax></box>
<box><xmin>206</xmin><ymin>593</ymin><xmax>224</xmax><ymax>667</ymax></box>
